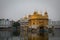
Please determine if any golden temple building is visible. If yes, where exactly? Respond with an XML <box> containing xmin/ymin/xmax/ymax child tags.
<box><xmin>28</xmin><ymin>11</ymin><xmax>48</xmax><ymax>29</ymax></box>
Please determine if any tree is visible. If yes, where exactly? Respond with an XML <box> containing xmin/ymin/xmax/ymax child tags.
<box><xmin>12</xmin><ymin>22</ymin><xmax>20</xmax><ymax>36</ymax></box>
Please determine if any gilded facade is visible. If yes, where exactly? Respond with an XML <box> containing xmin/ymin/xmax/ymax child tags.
<box><xmin>28</xmin><ymin>11</ymin><xmax>48</xmax><ymax>29</ymax></box>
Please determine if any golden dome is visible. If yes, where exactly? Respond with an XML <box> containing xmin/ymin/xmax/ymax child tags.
<box><xmin>24</xmin><ymin>16</ymin><xmax>28</xmax><ymax>19</ymax></box>
<box><xmin>44</xmin><ymin>11</ymin><xmax>48</xmax><ymax>17</ymax></box>
<box><xmin>28</xmin><ymin>15</ymin><xmax>31</xmax><ymax>17</ymax></box>
<box><xmin>33</xmin><ymin>11</ymin><xmax>38</xmax><ymax>15</ymax></box>
<box><xmin>44</xmin><ymin>8</ymin><xmax>48</xmax><ymax>15</ymax></box>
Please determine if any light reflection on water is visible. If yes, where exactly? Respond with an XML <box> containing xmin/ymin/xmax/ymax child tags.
<box><xmin>0</xmin><ymin>28</ymin><xmax>60</xmax><ymax>40</ymax></box>
<box><xmin>20</xmin><ymin>30</ymin><xmax>48</xmax><ymax>40</ymax></box>
<box><xmin>28</xmin><ymin>32</ymin><xmax>48</xmax><ymax>40</ymax></box>
<box><xmin>0</xmin><ymin>30</ymin><xmax>48</xmax><ymax>40</ymax></box>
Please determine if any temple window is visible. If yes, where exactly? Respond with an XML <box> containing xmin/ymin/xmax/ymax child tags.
<box><xmin>33</xmin><ymin>22</ymin><xmax>35</xmax><ymax>25</ymax></box>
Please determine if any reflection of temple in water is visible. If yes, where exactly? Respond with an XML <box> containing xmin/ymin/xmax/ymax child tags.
<box><xmin>28</xmin><ymin>32</ymin><xmax>48</xmax><ymax>40</ymax></box>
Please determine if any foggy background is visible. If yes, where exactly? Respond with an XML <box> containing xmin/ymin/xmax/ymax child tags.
<box><xmin>0</xmin><ymin>0</ymin><xmax>60</xmax><ymax>21</ymax></box>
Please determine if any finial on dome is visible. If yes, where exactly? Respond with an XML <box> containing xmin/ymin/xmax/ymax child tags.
<box><xmin>44</xmin><ymin>8</ymin><xmax>47</xmax><ymax>12</ymax></box>
<box><xmin>34</xmin><ymin>8</ymin><xmax>38</xmax><ymax>11</ymax></box>
<box><xmin>38</xmin><ymin>10</ymin><xmax>42</xmax><ymax>14</ymax></box>
<box><xmin>44</xmin><ymin>8</ymin><xmax>48</xmax><ymax>15</ymax></box>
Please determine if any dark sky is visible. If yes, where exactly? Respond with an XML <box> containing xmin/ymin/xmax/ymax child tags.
<box><xmin>0</xmin><ymin>0</ymin><xmax>60</xmax><ymax>21</ymax></box>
